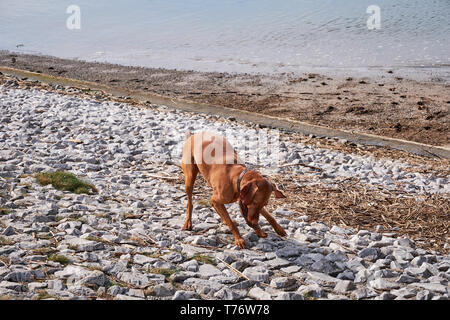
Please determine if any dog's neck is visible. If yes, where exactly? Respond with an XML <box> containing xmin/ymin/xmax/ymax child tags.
<box><xmin>232</xmin><ymin>165</ymin><xmax>248</xmax><ymax>194</ymax></box>
<box><xmin>237</xmin><ymin>168</ymin><xmax>250</xmax><ymax>193</ymax></box>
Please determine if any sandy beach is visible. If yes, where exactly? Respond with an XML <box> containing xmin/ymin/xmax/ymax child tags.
<box><xmin>1</xmin><ymin>51</ymin><xmax>449</xmax><ymax>147</ymax></box>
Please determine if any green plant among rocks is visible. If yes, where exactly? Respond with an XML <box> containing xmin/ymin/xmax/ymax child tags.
<box><xmin>34</xmin><ymin>171</ymin><xmax>98</xmax><ymax>194</ymax></box>
<box><xmin>190</xmin><ymin>254</ymin><xmax>217</xmax><ymax>266</ymax></box>
<box><xmin>147</xmin><ymin>268</ymin><xmax>179</xmax><ymax>279</ymax></box>
<box><xmin>47</xmin><ymin>254</ymin><xmax>71</xmax><ymax>266</ymax></box>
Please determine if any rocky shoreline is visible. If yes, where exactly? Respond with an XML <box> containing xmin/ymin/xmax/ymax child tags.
<box><xmin>0</xmin><ymin>83</ymin><xmax>448</xmax><ymax>300</ymax></box>
<box><xmin>1</xmin><ymin>51</ymin><xmax>449</xmax><ymax>147</ymax></box>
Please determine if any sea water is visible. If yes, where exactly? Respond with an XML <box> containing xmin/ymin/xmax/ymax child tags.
<box><xmin>1</xmin><ymin>0</ymin><xmax>449</xmax><ymax>80</ymax></box>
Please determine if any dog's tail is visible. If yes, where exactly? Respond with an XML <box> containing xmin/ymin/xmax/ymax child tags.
<box><xmin>184</xmin><ymin>130</ymin><xmax>193</xmax><ymax>140</ymax></box>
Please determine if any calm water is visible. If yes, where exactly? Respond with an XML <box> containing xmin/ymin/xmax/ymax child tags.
<box><xmin>1</xmin><ymin>0</ymin><xmax>449</xmax><ymax>79</ymax></box>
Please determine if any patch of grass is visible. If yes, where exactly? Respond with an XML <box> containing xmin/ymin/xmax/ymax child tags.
<box><xmin>34</xmin><ymin>171</ymin><xmax>98</xmax><ymax>195</ymax></box>
<box><xmin>47</xmin><ymin>254</ymin><xmax>71</xmax><ymax>266</ymax></box>
<box><xmin>86</xmin><ymin>236</ymin><xmax>113</xmax><ymax>245</ymax></box>
<box><xmin>0</xmin><ymin>207</ymin><xmax>10</xmax><ymax>215</ymax></box>
<box><xmin>197</xmin><ymin>199</ymin><xmax>212</xmax><ymax>207</ymax></box>
<box><xmin>147</xmin><ymin>268</ymin><xmax>179</xmax><ymax>279</ymax></box>
<box><xmin>0</xmin><ymin>236</ymin><xmax>15</xmax><ymax>245</ymax></box>
<box><xmin>303</xmin><ymin>292</ymin><xmax>318</xmax><ymax>300</ymax></box>
<box><xmin>35</xmin><ymin>233</ymin><xmax>53</xmax><ymax>240</ymax></box>
<box><xmin>32</xmin><ymin>247</ymin><xmax>57</xmax><ymax>256</ymax></box>
<box><xmin>36</xmin><ymin>289</ymin><xmax>57</xmax><ymax>300</ymax></box>
<box><xmin>190</xmin><ymin>254</ymin><xmax>217</xmax><ymax>266</ymax></box>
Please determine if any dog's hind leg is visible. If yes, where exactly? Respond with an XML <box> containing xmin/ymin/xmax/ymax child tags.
<box><xmin>181</xmin><ymin>162</ymin><xmax>198</xmax><ymax>231</ymax></box>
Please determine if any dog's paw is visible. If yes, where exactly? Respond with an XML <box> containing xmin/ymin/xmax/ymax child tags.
<box><xmin>255</xmin><ymin>228</ymin><xmax>267</xmax><ymax>238</ymax></box>
<box><xmin>275</xmin><ymin>226</ymin><xmax>287</xmax><ymax>237</ymax></box>
<box><xmin>181</xmin><ymin>221</ymin><xmax>192</xmax><ymax>231</ymax></box>
<box><xmin>235</xmin><ymin>238</ymin><xmax>246</xmax><ymax>249</ymax></box>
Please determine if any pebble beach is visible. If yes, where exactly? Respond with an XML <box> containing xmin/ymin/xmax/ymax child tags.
<box><xmin>0</xmin><ymin>80</ymin><xmax>449</xmax><ymax>300</ymax></box>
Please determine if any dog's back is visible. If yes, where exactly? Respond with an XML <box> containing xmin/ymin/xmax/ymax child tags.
<box><xmin>182</xmin><ymin>131</ymin><xmax>242</xmax><ymax>168</ymax></box>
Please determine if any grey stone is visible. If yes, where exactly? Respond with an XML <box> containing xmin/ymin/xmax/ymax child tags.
<box><xmin>62</xmin><ymin>238</ymin><xmax>105</xmax><ymax>252</ymax></box>
<box><xmin>294</xmin><ymin>255</ymin><xmax>315</xmax><ymax>267</ymax></box>
<box><xmin>405</xmin><ymin>264</ymin><xmax>437</xmax><ymax>279</ymax></box>
<box><xmin>248</xmin><ymin>286</ymin><xmax>271</xmax><ymax>300</ymax></box>
<box><xmin>107</xmin><ymin>285</ymin><xmax>125</xmax><ymax>296</ymax></box>
<box><xmin>392</xmin><ymin>248</ymin><xmax>414</xmax><ymax>261</ymax></box>
<box><xmin>394</xmin><ymin>238</ymin><xmax>415</xmax><ymax>248</ymax></box>
<box><xmin>118</xmin><ymin>271</ymin><xmax>151</xmax><ymax>287</ymax></box>
<box><xmin>198</xmin><ymin>264</ymin><xmax>222</xmax><ymax>279</ymax></box>
<box><xmin>183</xmin><ymin>278</ymin><xmax>224</xmax><ymax>295</ymax></box>
<box><xmin>337</xmin><ymin>270</ymin><xmax>355</xmax><ymax>281</ymax></box>
<box><xmin>294</xmin><ymin>231</ymin><xmax>320</xmax><ymax>243</ymax></box>
<box><xmin>310</xmin><ymin>260</ymin><xmax>342</xmax><ymax>275</ymax></box>
<box><xmin>334</xmin><ymin>280</ymin><xmax>355</xmax><ymax>293</ymax></box>
<box><xmin>274</xmin><ymin>292</ymin><xmax>305</xmax><ymax>300</ymax></box>
<box><xmin>330</xmin><ymin>225</ymin><xmax>354</xmax><ymax>235</ymax></box>
<box><xmin>297</xmin><ymin>284</ymin><xmax>325</xmax><ymax>298</ymax></box>
<box><xmin>391</xmin><ymin>287</ymin><xmax>417</xmax><ymax>299</ymax></box>
<box><xmin>416</xmin><ymin>290</ymin><xmax>434</xmax><ymax>300</ymax></box>
<box><xmin>410</xmin><ymin>282</ymin><xmax>448</xmax><ymax>294</ymax></box>
<box><xmin>265</xmin><ymin>258</ymin><xmax>291</xmax><ymax>269</ymax></box>
<box><xmin>116</xmin><ymin>293</ymin><xmax>145</xmax><ymax>300</ymax></box>
<box><xmin>306</xmin><ymin>271</ymin><xmax>339</xmax><ymax>286</ymax></box>
<box><xmin>431</xmin><ymin>296</ymin><xmax>448</xmax><ymax>300</ymax></box>
<box><xmin>280</xmin><ymin>265</ymin><xmax>301</xmax><ymax>274</ymax></box>
<box><xmin>0</xmin><ymin>281</ymin><xmax>26</xmax><ymax>292</ymax></box>
<box><xmin>411</xmin><ymin>256</ymin><xmax>427</xmax><ymax>267</ymax></box>
<box><xmin>172</xmin><ymin>290</ymin><xmax>200</xmax><ymax>300</ymax></box>
<box><xmin>351</xmin><ymin>287</ymin><xmax>378</xmax><ymax>300</ymax></box>
<box><xmin>242</xmin><ymin>266</ymin><xmax>271</xmax><ymax>283</ymax></box>
<box><xmin>275</xmin><ymin>246</ymin><xmax>301</xmax><ymax>258</ymax></box>
<box><xmin>180</xmin><ymin>259</ymin><xmax>199</xmax><ymax>272</ymax></box>
<box><xmin>151</xmin><ymin>283</ymin><xmax>176</xmax><ymax>297</ymax></box>
<box><xmin>127</xmin><ymin>288</ymin><xmax>145</xmax><ymax>299</ymax></box>
<box><xmin>270</xmin><ymin>277</ymin><xmax>296</xmax><ymax>289</ymax></box>
<box><xmin>1</xmin><ymin>226</ymin><xmax>16</xmax><ymax>236</ymax></box>
<box><xmin>213</xmin><ymin>287</ymin><xmax>242</xmax><ymax>300</ymax></box>
<box><xmin>133</xmin><ymin>254</ymin><xmax>157</xmax><ymax>265</ymax></box>
<box><xmin>215</xmin><ymin>252</ymin><xmax>235</xmax><ymax>264</ymax></box>
<box><xmin>169</xmin><ymin>271</ymin><xmax>197</xmax><ymax>283</ymax></box>
<box><xmin>395</xmin><ymin>273</ymin><xmax>418</xmax><ymax>283</ymax></box>
<box><xmin>28</xmin><ymin>282</ymin><xmax>48</xmax><ymax>291</ymax></box>
<box><xmin>81</xmin><ymin>270</ymin><xmax>105</xmax><ymax>287</ymax></box>
<box><xmin>161</xmin><ymin>251</ymin><xmax>184</xmax><ymax>263</ymax></box>
<box><xmin>368</xmin><ymin>278</ymin><xmax>400</xmax><ymax>290</ymax></box>
<box><xmin>376</xmin><ymin>292</ymin><xmax>397</xmax><ymax>300</ymax></box>
<box><xmin>325</xmin><ymin>251</ymin><xmax>348</xmax><ymax>263</ymax></box>
<box><xmin>47</xmin><ymin>279</ymin><xmax>66</xmax><ymax>291</ymax></box>
<box><xmin>358</xmin><ymin>248</ymin><xmax>379</xmax><ymax>261</ymax></box>
<box><xmin>4</xmin><ymin>270</ymin><xmax>34</xmax><ymax>283</ymax></box>
<box><xmin>229</xmin><ymin>280</ymin><xmax>257</xmax><ymax>290</ymax></box>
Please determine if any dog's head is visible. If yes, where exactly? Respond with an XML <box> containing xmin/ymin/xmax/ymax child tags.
<box><xmin>239</xmin><ymin>178</ymin><xmax>286</xmax><ymax>229</ymax></box>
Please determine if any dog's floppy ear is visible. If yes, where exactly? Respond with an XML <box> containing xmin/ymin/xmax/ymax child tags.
<box><xmin>271</xmin><ymin>183</ymin><xmax>286</xmax><ymax>199</ymax></box>
<box><xmin>240</xmin><ymin>182</ymin><xmax>258</xmax><ymax>205</ymax></box>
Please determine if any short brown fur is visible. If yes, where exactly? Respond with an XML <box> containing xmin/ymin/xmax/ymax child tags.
<box><xmin>181</xmin><ymin>131</ymin><xmax>287</xmax><ymax>249</ymax></box>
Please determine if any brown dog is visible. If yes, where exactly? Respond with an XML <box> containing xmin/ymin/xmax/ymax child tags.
<box><xmin>181</xmin><ymin>131</ymin><xmax>287</xmax><ymax>249</ymax></box>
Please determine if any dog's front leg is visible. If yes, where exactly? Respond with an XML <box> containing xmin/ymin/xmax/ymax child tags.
<box><xmin>260</xmin><ymin>208</ymin><xmax>287</xmax><ymax>237</ymax></box>
<box><xmin>211</xmin><ymin>196</ymin><xmax>246</xmax><ymax>249</ymax></box>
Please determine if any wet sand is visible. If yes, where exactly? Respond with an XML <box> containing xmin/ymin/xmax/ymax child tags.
<box><xmin>1</xmin><ymin>51</ymin><xmax>449</xmax><ymax>147</ymax></box>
